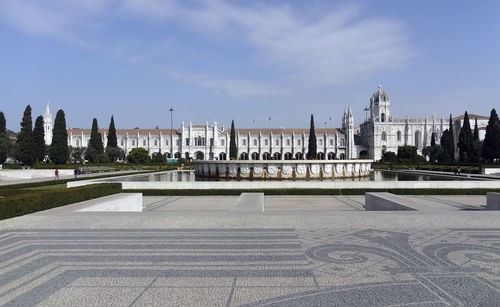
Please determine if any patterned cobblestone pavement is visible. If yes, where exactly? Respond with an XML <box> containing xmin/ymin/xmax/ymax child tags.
<box><xmin>0</xmin><ymin>195</ymin><xmax>499</xmax><ymax>305</ymax></box>
<box><xmin>0</xmin><ymin>227</ymin><xmax>498</xmax><ymax>306</ymax></box>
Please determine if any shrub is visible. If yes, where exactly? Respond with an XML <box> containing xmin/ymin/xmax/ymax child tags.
<box><xmin>0</xmin><ymin>183</ymin><xmax>122</xmax><ymax>220</ymax></box>
<box><xmin>127</xmin><ymin>147</ymin><xmax>151</xmax><ymax>164</ymax></box>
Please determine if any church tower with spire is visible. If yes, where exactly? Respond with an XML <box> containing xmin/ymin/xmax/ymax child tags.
<box><xmin>43</xmin><ymin>103</ymin><xmax>53</xmax><ymax>145</ymax></box>
<box><xmin>342</xmin><ymin>105</ymin><xmax>355</xmax><ymax>159</ymax></box>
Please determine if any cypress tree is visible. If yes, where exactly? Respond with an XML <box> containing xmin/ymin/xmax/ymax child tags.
<box><xmin>87</xmin><ymin>118</ymin><xmax>104</xmax><ymax>162</ymax></box>
<box><xmin>33</xmin><ymin>115</ymin><xmax>45</xmax><ymax>162</ymax></box>
<box><xmin>473</xmin><ymin>117</ymin><xmax>479</xmax><ymax>141</ymax></box>
<box><xmin>458</xmin><ymin>111</ymin><xmax>473</xmax><ymax>162</ymax></box>
<box><xmin>0</xmin><ymin>111</ymin><xmax>8</xmax><ymax>164</ymax></box>
<box><xmin>448</xmin><ymin>114</ymin><xmax>455</xmax><ymax>162</ymax></box>
<box><xmin>107</xmin><ymin>115</ymin><xmax>117</xmax><ymax>148</ymax></box>
<box><xmin>229</xmin><ymin>120</ymin><xmax>237</xmax><ymax>159</ymax></box>
<box><xmin>482</xmin><ymin>108</ymin><xmax>500</xmax><ymax>162</ymax></box>
<box><xmin>50</xmin><ymin>109</ymin><xmax>69</xmax><ymax>164</ymax></box>
<box><xmin>430</xmin><ymin>133</ymin><xmax>436</xmax><ymax>147</ymax></box>
<box><xmin>16</xmin><ymin>105</ymin><xmax>34</xmax><ymax>166</ymax></box>
<box><xmin>439</xmin><ymin>129</ymin><xmax>454</xmax><ymax>163</ymax></box>
<box><xmin>307</xmin><ymin>114</ymin><xmax>317</xmax><ymax>160</ymax></box>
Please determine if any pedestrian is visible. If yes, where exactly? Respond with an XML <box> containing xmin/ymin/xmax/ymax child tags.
<box><xmin>55</xmin><ymin>169</ymin><xmax>59</xmax><ymax>180</ymax></box>
<box><xmin>74</xmin><ymin>168</ymin><xmax>78</xmax><ymax>179</ymax></box>
<box><xmin>454</xmin><ymin>168</ymin><xmax>458</xmax><ymax>175</ymax></box>
<box><xmin>457</xmin><ymin>167</ymin><xmax>461</xmax><ymax>175</ymax></box>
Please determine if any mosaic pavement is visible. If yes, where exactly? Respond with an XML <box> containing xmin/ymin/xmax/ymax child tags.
<box><xmin>0</xmin><ymin>227</ymin><xmax>499</xmax><ymax>306</ymax></box>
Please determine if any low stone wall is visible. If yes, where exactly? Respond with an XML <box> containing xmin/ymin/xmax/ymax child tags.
<box><xmin>193</xmin><ymin>160</ymin><xmax>373</xmax><ymax>180</ymax></box>
<box><xmin>0</xmin><ymin>169</ymin><xmax>73</xmax><ymax>180</ymax></box>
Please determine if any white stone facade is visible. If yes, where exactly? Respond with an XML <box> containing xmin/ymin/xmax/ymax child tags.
<box><xmin>42</xmin><ymin>86</ymin><xmax>488</xmax><ymax>161</ymax></box>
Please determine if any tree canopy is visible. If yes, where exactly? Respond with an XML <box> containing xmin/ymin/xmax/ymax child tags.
<box><xmin>482</xmin><ymin>108</ymin><xmax>500</xmax><ymax>162</ymax></box>
<box><xmin>16</xmin><ymin>105</ymin><xmax>34</xmax><ymax>166</ymax></box>
<box><xmin>229</xmin><ymin>120</ymin><xmax>237</xmax><ymax>159</ymax></box>
<box><xmin>33</xmin><ymin>115</ymin><xmax>45</xmax><ymax>162</ymax></box>
<box><xmin>87</xmin><ymin>118</ymin><xmax>104</xmax><ymax>163</ymax></box>
<box><xmin>458</xmin><ymin>111</ymin><xmax>474</xmax><ymax>162</ymax></box>
<box><xmin>50</xmin><ymin>109</ymin><xmax>69</xmax><ymax>164</ymax></box>
<box><xmin>307</xmin><ymin>114</ymin><xmax>317</xmax><ymax>160</ymax></box>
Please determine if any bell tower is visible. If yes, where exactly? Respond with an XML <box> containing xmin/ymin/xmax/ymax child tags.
<box><xmin>370</xmin><ymin>85</ymin><xmax>391</xmax><ymax>122</ymax></box>
<box><xmin>43</xmin><ymin>103</ymin><xmax>53</xmax><ymax>145</ymax></box>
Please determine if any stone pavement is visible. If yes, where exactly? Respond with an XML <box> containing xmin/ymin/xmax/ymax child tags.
<box><xmin>0</xmin><ymin>195</ymin><xmax>499</xmax><ymax>306</ymax></box>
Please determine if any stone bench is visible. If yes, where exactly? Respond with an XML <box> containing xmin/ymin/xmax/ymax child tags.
<box><xmin>77</xmin><ymin>193</ymin><xmax>143</xmax><ymax>212</ymax></box>
<box><xmin>486</xmin><ymin>192</ymin><xmax>500</xmax><ymax>210</ymax></box>
<box><xmin>365</xmin><ymin>192</ymin><xmax>417</xmax><ymax>211</ymax></box>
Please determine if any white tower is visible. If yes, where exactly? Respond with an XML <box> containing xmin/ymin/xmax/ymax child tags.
<box><xmin>370</xmin><ymin>85</ymin><xmax>391</xmax><ymax>122</ymax></box>
<box><xmin>43</xmin><ymin>103</ymin><xmax>53</xmax><ymax>145</ymax></box>
<box><xmin>343</xmin><ymin>105</ymin><xmax>355</xmax><ymax>159</ymax></box>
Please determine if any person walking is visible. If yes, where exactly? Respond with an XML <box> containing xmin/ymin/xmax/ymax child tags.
<box><xmin>55</xmin><ymin>169</ymin><xmax>59</xmax><ymax>180</ymax></box>
<box><xmin>74</xmin><ymin>168</ymin><xmax>78</xmax><ymax>179</ymax></box>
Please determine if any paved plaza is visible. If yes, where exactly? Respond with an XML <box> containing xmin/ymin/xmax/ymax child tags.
<box><xmin>0</xmin><ymin>195</ymin><xmax>499</xmax><ymax>306</ymax></box>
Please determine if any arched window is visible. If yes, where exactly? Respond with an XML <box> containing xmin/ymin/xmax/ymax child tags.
<box><xmin>381</xmin><ymin>113</ymin><xmax>386</xmax><ymax>122</ymax></box>
<box><xmin>340</xmin><ymin>139</ymin><xmax>345</xmax><ymax>146</ymax></box>
<box><xmin>132</xmin><ymin>140</ymin><xmax>136</xmax><ymax>146</ymax></box>
<box><xmin>381</xmin><ymin>131</ymin><xmax>387</xmax><ymax>141</ymax></box>
<box><xmin>297</xmin><ymin>139</ymin><xmax>301</xmax><ymax>146</ymax></box>
<box><xmin>397</xmin><ymin>131</ymin><xmax>401</xmax><ymax>141</ymax></box>
<box><xmin>275</xmin><ymin>139</ymin><xmax>279</xmax><ymax>146</ymax></box>
<box><xmin>165</xmin><ymin>139</ymin><xmax>169</xmax><ymax>146</ymax></box>
<box><xmin>415</xmin><ymin>131</ymin><xmax>421</xmax><ymax>148</ymax></box>
<box><xmin>253</xmin><ymin>139</ymin><xmax>257</xmax><ymax>146</ymax></box>
<box><xmin>76</xmin><ymin>139</ymin><xmax>80</xmax><ymax>147</ymax></box>
<box><xmin>319</xmin><ymin>139</ymin><xmax>323</xmax><ymax>146</ymax></box>
<box><xmin>329</xmin><ymin>139</ymin><xmax>334</xmax><ymax>146</ymax></box>
<box><xmin>286</xmin><ymin>139</ymin><xmax>290</xmax><ymax>146</ymax></box>
<box><xmin>154</xmin><ymin>139</ymin><xmax>158</xmax><ymax>146</ymax></box>
<box><xmin>242</xmin><ymin>139</ymin><xmax>247</xmax><ymax>146</ymax></box>
<box><xmin>264</xmin><ymin>139</ymin><xmax>268</xmax><ymax>146</ymax></box>
<box><xmin>143</xmin><ymin>139</ymin><xmax>146</xmax><ymax>146</ymax></box>
<box><xmin>220</xmin><ymin>139</ymin><xmax>225</xmax><ymax>146</ymax></box>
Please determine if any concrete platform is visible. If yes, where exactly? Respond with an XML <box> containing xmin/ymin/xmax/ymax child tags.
<box><xmin>0</xmin><ymin>195</ymin><xmax>499</xmax><ymax>306</ymax></box>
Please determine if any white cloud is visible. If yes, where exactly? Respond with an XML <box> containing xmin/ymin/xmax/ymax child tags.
<box><xmin>170</xmin><ymin>71</ymin><xmax>285</xmax><ymax>97</ymax></box>
<box><xmin>0</xmin><ymin>0</ymin><xmax>415</xmax><ymax>95</ymax></box>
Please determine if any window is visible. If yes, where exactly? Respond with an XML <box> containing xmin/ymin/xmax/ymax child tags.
<box><xmin>319</xmin><ymin>139</ymin><xmax>323</xmax><ymax>146</ymax></box>
<box><xmin>121</xmin><ymin>139</ymin><xmax>124</xmax><ymax>146</ymax></box>
<box><xmin>329</xmin><ymin>139</ymin><xmax>334</xmax><ymax>146</ymax></box>
<box><xmin>76</xmin><ymin>139</ymin><xmax>80</xmax><ymax>147</ymax></box>
<box><xmin>340</xmin><ymin>139</ymin><xmax>345</xmax><ymax>146</ymax></box>
<box><xmin>165</xmin><ymin>139</ymin><xmax>169</xmax><ymax>146</ymax></box>
<box><xmin>194</xmin><ymin>136</ymin><xmax>205</xmax><ymax>146</ymax></box>
<box><xmin>242</xmin><ymin>139</ymin><xmax>247</xmax><ymax>146</ymax></box>
<box><xmin>286</xmin><ymin>139</ymin><xmax>290</xmax><ymax>146</ymax></box>
<box><xmin>275</xmin><ymin>139</ymin><xmax>279</xmax><ymax>146</ymax></box>
<box><xmin>185</xmin><ymin>138</ymin><xmax>190</xmax><ymax>146</ymax></box>
<box><xmin>221</xmin><ymin>139</ymin><xmax>225</xmax><ymax>146</ymax></box>
<box><xmin>253</xmin><ymin>139</ymin><xmax>257</xmax><ymax>146</ymax></box>
<box><xmin>381</xmin><ymin>131</ymin><xmax>387</xmax><ymax>141</ymax></box>
<box><xmin>264</xmin><ymin>139</ymin><xmax>268</xmax><ymax>146</ymax></box>
<box><xmin>297</xmin><ymin>139</ymin><xmax>301</xmax><ymax>146</ymax></box>
<box><xmin>154</xmin><ymin>139</ymin><xmax>158</xmax><ymax>146</ymax></box>
<box><xmin>176</xmin><ymin>139</ymin><xmax>180</xmax><ymax>146</ymax></box>
<box><xmin>143</xmin><ymin>139</ymin><xmax>147</xmax><ymax>146</ymax></box>
<box><xmin>132</xmin><ymin>140</ymin><xmax>136</xmax><ymax>146</ymax></box>
<box><xmin>381</xmin><ymin>113</ymin><xmax>386</xmax><ymax>122</ymax></box>
<box><xmin>397</xmin><ymin>131</ymin><xmax>401</xmax><ymax>141</ymax></box>
<box><xmin>210</xmin><ymin>138</ymin><xmax>214</xmax><ymax>146</ymax></box>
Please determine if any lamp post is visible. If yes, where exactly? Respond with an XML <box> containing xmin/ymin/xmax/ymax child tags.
<box><xmin>169</xmin><ymin>107</ymin><xmax>174</xmax><ymax>159</ymax></box>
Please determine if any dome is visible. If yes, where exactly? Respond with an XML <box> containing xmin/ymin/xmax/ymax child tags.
<box><xmin>372</xmin><ymin>85</ymin><xmax>389</xmax><ymax>104</ymax></box>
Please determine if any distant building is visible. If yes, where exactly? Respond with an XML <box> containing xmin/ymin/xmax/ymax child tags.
<box><xmin>42</xmin><ymin>86</ymin><xmax>489</xmax><ymax>161</ymax></box>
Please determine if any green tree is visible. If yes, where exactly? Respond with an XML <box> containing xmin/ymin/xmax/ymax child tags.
<box><xmin>16</xmin><ymin>105</ymin><xmax>34</xmax><ymax>165</ymax></box>
<box><xmin>33</xmin><ymin>115</ymin><xmax>45</xmax><ymax>162</ymax></box>
<box><xmin>152</xmin><ymin>152</ymin><xmax>164</xmax><ymax>163</ymax></box>
<box><xmin>438</xmin><ymin>129</ymin><xmax>454</xmax><ymax>163</ymax></box>
<box><xmin>106</xmin><ymin>146</ymin><xmax>125</xmax><ymax>162</ymax></box>
<box><xmin>107</xmin><ymin>115</ymin><xmax>117</xmax><ymax>148</ymax></box>
<box><xmin>307</xmin><ymin>114</ymin><xmax>317</xmax><ymax>160</ymax></box>
<box><xmin>229</xmin><ymin>120</ymin><xmax>237</xmax><ymax>159</ymax></box>
<box><xmin>397</xmin><ymin>145</ymin><xmax>418</xmax><ymax>161</ymax></box>
<box><xmin>126</xmin><ymin>147</ymin><xmax>151</xmax><ymax>163</ymax></box>
<box><xmin>430</xmin><ymin>133</ymin><xmax>436</xmax><ymax>147</ymax></box>
<box><xmin>382</xmin><ymin>151</ymin><xmax>397</xmax><ymax>163</ymax></box>
<box><xmin>50</xmin><ymin>109</ymin><xmax>69</xmax><ymax>164</ymax></box>
<box><xmin>458</xmin><ymin>111</ymin><xmax>474</xmax><ymax>162</ymax></box>
<box><xmin>0</xmin><ymin>111</ymin><xmax>8</xmax><ymax>164</ymax></box>
<box><xmin>87</xmin><ymin>118</ymin><xmax>104</xmax><ymax>163</ymax></box>
<box><xmin>482</xmin><ymin>108</ymin><xmax>500</xmax><ymax>162</ymax></box>
<box><xmin>473</xmin><ymin>117</ymin><xmax>479</xmax><ymax>141</ymax></box>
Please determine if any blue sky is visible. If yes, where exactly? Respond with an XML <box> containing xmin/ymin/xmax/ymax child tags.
<box><xmin>1</xmin><ymin>0</ymin><xmax>499</xmax><ymax>131</ymax></box>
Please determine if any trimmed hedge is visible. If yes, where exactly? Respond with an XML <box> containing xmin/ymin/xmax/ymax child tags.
<box><xmin>0</xmin><ymin>183</ymin><xmax>122</xmax><ymax>220</ymax></box>
<box><xmin>127</xmin><ymin>188</ymin><xmax>500</xmax><ymax>196</ymax></box>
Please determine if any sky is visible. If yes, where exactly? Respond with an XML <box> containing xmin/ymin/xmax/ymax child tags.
<box><xmin>1</xmin><ymin>0</ymin><xmax>499</xmax><ymax>131</ymax></box>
